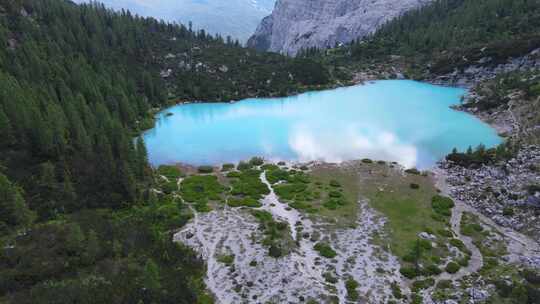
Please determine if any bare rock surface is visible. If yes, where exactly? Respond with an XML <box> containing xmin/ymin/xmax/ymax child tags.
<box><xmin>174</xmin><ymin>172</ymin><xmax>404</xmax><ymax>303</ymax></box>
<box><xmin>248</xmin><ymin>0</ymin><xmax>432</xmax><ymax>56</ymax></box>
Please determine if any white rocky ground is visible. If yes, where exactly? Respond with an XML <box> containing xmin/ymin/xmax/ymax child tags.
<box><xmin>174</xmin><ymin>172</ymin><xmax>405</xmax><ymax>304</ymax></box>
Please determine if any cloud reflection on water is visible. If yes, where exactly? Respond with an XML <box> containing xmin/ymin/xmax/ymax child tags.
<box><xmin>289</xmin><ymin>124</ymin><xmax>418</xmax><ymax>168</ymax></box>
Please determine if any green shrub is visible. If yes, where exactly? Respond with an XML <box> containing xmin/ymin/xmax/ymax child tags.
<box><xmin>361</xmin><ymin>158</ymin><xmax>373</xmax><ymax>163</ymax></box>
<box><xmin>405</xmin><ymin>168</ymin><xmax>421</xmax><ymax>175</ymax></box>
<box><xmin>329</xmin><ymin>180</ymin><xmax>341</xmax><ymax>187</ymax></box>
<box><xmin>268</xmin><ymin>245</ymin><xmax>282</xmax><ymax>258</ymax></box>
<box><xmin>458</xmin><ymin>255</ymin><xmax>470</xmax><ymax>267</ymax></box>
<box><xmin>216</xmin><ymin>254</ymin><xmax>234</xmax><ymax>266</ymax></box>
<box><xmin>410</xmin><ymin>183</ymin><xmax>420</xmax><ymax>189</ymax></box>
<box><xmin>503</xmin><ymin>207</ymin><xmax>514</xmax><ymax>216</ymax></box>
<box><xmin>432</xmin><ymin>195</ymin><xmax>455</xmax><ymax>216</ymax></box>
<box><xmin>400</xmin><ymin>267</ymin><xmax>418</xmax><ymax>279</ymax></box>
<box><xmin>221</xmin><ymin>163</ymin><xmax>235</xmax><ymax>171</ymax></box>
<box><xmin>323</xmin><ymin>272</ymin><xmax>338</xmax><ymax>284</ymax></box>
<box><xmin>418</xmin><ymin>239</ymin><xmax>433</xmax><ymax>250</ymax></box>
<box><xmin>227</xmin><ymin>197</ymin><xmax>262</xmax><ymax>208</ymax></box>
<box><xmin>412</xmin><ymin>278</ymin><xmax>435</xmax><ymax>292</ymax></box>
<box><xmin>161</xmin><ymin>180</ymin><xmax>179</xmax><ymax>194</ymax></box>
<box><xmin>314</xmin><ymin>243</ymin><xmax>337</xmax><ymax>258</ymax></box>
<box><xmin>462</xmin><ymin>223</ymin><xmax>483</xmax><ymax>236</ymax></box>
<box><xmin>249</xmin><ymin>260</ymin><xmax>257</xmax><ymax>267</ymax></box>
<box><xmin>157</xmin><ymin>165</ymin><xmax>183</xmax><ymax>179</ymax></box>
<box><xmin>449</xmin><ymin>238</ymin><xmax>467</xmax><ymax>252</ymax></box>
<box><xmin>226</xmin><ymin>171</ymin><xmax>241</xmax><ymax>178</ymax></box>
<box><xmin>391</xmin><ymin>282</ymin><xmax>403</xmax><ymax>299</ymax></box>
<box><xmin>229</xmin><ymin>169</ymin><xmax>270</xmax><ymax>200</ymax></box>
<box><xmin>249</xmin><ymin>157</ymin><xmax>264</xmax><ymax>166</ymax></box>
<box><xmin>323</xmin><ymin>200</ymin><xmax>339</xmax><ymax>210</ymax></box>
<box><xmin>265</xmin><ymin>167</ymin><xmax>290</xmax><ymax>184</ymax></box>
<box><xmin>530</xmin><ymin>82</ymin><xmax>540</xmax><ymax>96</ymax></box>
<box><xmin>425</xmin><ymin>264</ymin><xmax>442</xmax><ymax>275</ymax></box>
<box><xmin>328</xmin><ymin>190</ymin><xmax>342</xmax><ymax>198</ymax></box>
<box><xmin>180</xmin><ymin>175</ymin><xmax>225</xmax><ymax>203</ymax></box>
<box><xmin>197</xmin><ymin>166</ymin><xmax>214</xmax><ymax>174</ymax></box>
<box><xmin>436</xmin><ymin>280</ymin><xmax>452</xmax><ymax>290</ymax></box>
<box><xmin>345</xmin><ymin>278</ymin><xmax>359</xmax><ymax>301</ymax></box>
<box><xmin>437</xmin><ymin>229</ymin><xmax>453</xmax><ymax>237</ymax></box>
<box><xmin>251</xmin><ymin>210</ymin><xmax>273</xmax><ymax>223</ymax></box>
<box><xmin>445</xmin><ymin>262</ymin><xmax>460</xmax><ymax>274</ymax></box>
<box><xmin>237</xmin><ymin>161</ymin><xmax>253</xmax><ymax>171</ymax></box>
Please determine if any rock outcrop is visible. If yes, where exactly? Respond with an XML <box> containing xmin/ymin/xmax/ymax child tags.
<box><xmin>248</xmin><ymin>0</ymin><xmax>432</xmax><ymax>56</ymax></box>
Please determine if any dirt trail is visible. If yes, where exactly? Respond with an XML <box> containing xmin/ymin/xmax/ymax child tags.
<box><xmin>433</xmin><ymin>168</ymin><xmax>540</xmax><ymax>264</ymax></box>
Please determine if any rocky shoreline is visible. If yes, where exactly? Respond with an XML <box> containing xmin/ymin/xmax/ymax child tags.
<box><xmin>432</xmin><ymin>49</ymin><xmax>540</xmax><ymax>271</ymax></box>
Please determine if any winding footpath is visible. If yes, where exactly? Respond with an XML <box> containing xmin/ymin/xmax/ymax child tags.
<box><xmin>434</xmin><ymin>168</ymin><xmax>540</xmax><ymax>263</ymax></box>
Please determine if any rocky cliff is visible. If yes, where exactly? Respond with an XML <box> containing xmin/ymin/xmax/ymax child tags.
<box><xmin>248</xmin><ymin>0</ymin><xmax>432</xmax><ymax>56</ymax></box>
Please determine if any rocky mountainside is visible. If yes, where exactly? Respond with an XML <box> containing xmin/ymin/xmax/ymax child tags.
<box><xmin>247</xmin><ymin>0</ymin><xmax>432</xmax><ymax>56</ymax></box>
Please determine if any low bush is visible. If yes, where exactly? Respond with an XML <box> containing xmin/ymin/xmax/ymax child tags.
<box><xmin>345</xmin><ymin>278</ymin><xmax>359</xmax><ymax>301</ymax></box>
<box><xmin>197</xmin><ymin>166</ymin><xmax>214</xmax><ymax>174</ymax></box>
<box><xmin>180</xmin><ymin>175</ymin><xmax>225</xmax><ymax>203</ymax></box>
<box><xmin>400</xmin><ymin>267</ymin><xmax>418</xmax><ymax>279</ymax></box>
<box><xmin>445</xmin><ymin>262</ymin><xmax>460</xmax><ymax>274</ymax></box>
<box><xmin>323</xmin><ymin>272</ymin><xmax>338</xmax><ymax>284</ymax></box>
<box><xmin>221</xmin><ymin>163</ymin><xmax>235</xmax><ymax>171</ymax></box>
<box><xmin>425</xmin><ymin>264</ymin><xmax>442</xmax><ymax>275</ymax></box>
<box><xmin>157</xmin><ymin>165</ymin><xmax>183</xmax><ymax>179</ymax></box>
<box><xmin>314</xmin><ymin>243</ymin><xmax>337</xmax><ymax>258</ymax></box>
<box><xmin>268</xmin><ymin>245</ymin><xmax>282</xmax><ymax>258</ymax></box>
<box><xmin>229</xmin><ymin>169</ymin><xmax>270</xmax><ymax>200</ymax></box>
<box><xmin>432</xmin><ymin>195</ymin><xmax>455</xmax><ymax>216</ymax></box>
<box><xmin>237</xmin><ymin>161</ymin><xmax>253</xmax><ymax>171</ymax></box>
<box><xmin>503</xmin><ymin>207</ymin><xmax>514</xmax><ymax>216</ymax></box>
<box><xmin>405</xmin><ymin>168</ymin><xmax>420</xmax><ymax>175</ymax></box>
<box><xmin>449</xmin><ymin>238</ymin><xmax>467</xmax><ymax>252</ymax></box>
<box><xmin>361</xmin><ymin>158</ymin><xmax>373</xmax><ymax>164</ymax></box>
<box><xmin>412</xmin><ymin>278</ymin><xmax>435</xmax><ymax>292</ymax></box>
<box><xmin>227</xmin><ymin>197</ymin><xmax>262</xmax><ymax>208</ymax></box>
<box><xmin>410</xmin><ymin>183</ymin><xmax>420</xmax><ymax>190</ymax></box>
<box><xmin>249</xmin><ymin>157</ymin><xmax>264</xmax><ymax>166</ymax></box>
<box><xmin>436</xmin><ymin>280</ymin><xmax>452</xmax><ymax>290</ymax></box>
<box><xmin>216</xmin><ymin>254</ymin><xmax>234</xmax><ymax>266</ymax></box>
<box><xmin>437</xmin><ymin>229</ymin><xmax>453</xmax><ymax>237</ymax></box>
<box><xmin>328</xmin><ymin>190</ymin><xmax>342</xmax><ymax>198</ymax></box>
<box><xmin>329</xmin><ymin>180</ymin><xmax>341</xmax><ymax>187</ymax></box>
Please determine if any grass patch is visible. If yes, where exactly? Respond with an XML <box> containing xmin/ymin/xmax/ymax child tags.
<box><xmin>157</xmin><ymin>165</ymin><xmax>183</xmax><ymax>179</ymax></box>
<box><xmin>180</xmin><ymin>175</ymin><xmax>226</xmax><ymax>203</ymax></box>
<box><xmin>227</xmin><ymin>197</ymin><xmax>262</xmax><ymax>208</ymax></box>
<box><xmin>228</xmin><ymin>169</ymin><xmax>269</xmax><ymax>200</ymax></box>
<box><xmin>431</xmin><ymin>195</ymin><xmax>455</xmax><ymax>217</ymax></box>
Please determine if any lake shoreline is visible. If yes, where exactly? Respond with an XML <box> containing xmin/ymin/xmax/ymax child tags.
<box><xmin>144</xmin><ymin>80</ymin><xmax>499</xmax><ymax>169</ymax></box>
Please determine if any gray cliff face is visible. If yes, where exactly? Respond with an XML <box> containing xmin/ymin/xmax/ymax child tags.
<box><xmin>248</xmin><ymin>0</ymin><xmax>432</xmax><ymax>56</ymax></box>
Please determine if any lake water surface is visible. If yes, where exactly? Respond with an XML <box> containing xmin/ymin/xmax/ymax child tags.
<box><xmin>143</xmin><ymin>80</ymin><xmax>501</xmax><ymax>169</ymax></box>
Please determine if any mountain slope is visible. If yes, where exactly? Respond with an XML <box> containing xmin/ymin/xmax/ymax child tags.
<box><xmin>247</xmin><ymin>0</ymin><xmax>432</xmax><ymax>56</ymax></box>
<box><xmin>74</xmin><ymin>0</ymin><xmax>276</xmax><ymax>43</ymax></box>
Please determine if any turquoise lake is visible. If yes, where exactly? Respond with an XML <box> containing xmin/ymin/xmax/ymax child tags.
<box><xmin>143</xmin><ymin>80</ymin><xmax>502</xmax><ymax>169</ymax></box>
